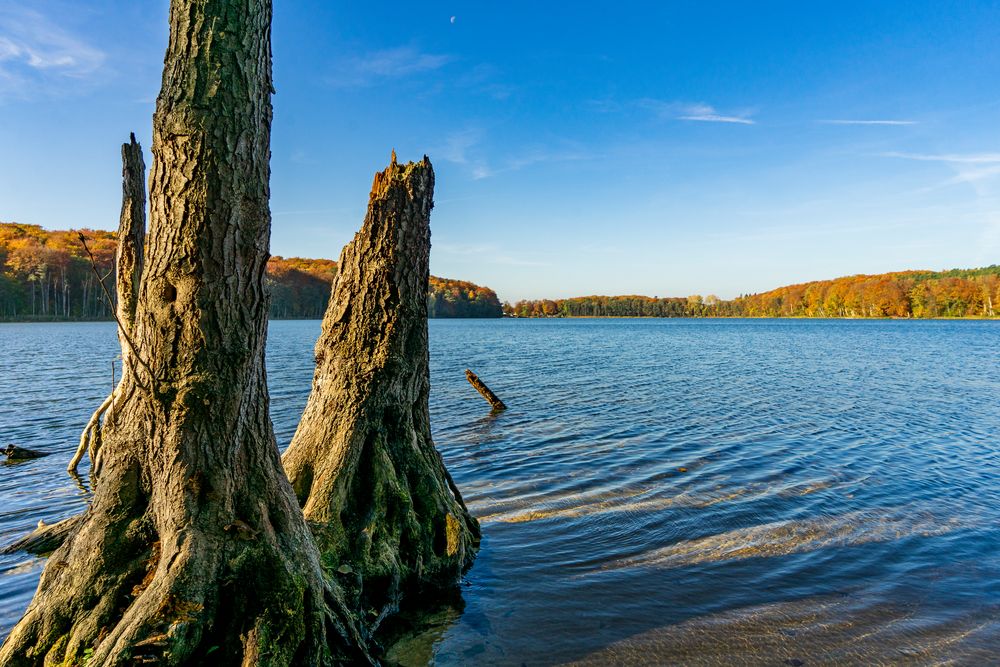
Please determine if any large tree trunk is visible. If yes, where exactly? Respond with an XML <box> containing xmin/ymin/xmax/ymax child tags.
<box><xmin>282</xmin><ymin>155</ymin><xmax>480</xmax><ymax>626</ymax></box>
<box><xmin>0</xmin><ymin>2</ymin><xmax>368</xmax><ymax>665</ymax></box>
<box><xmin>68</xmin><ymin>133</ymin><xmax>147</xmax><ymax>474</ymax></box>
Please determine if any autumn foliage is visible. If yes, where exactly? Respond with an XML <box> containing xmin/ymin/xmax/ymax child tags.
<box><xmin>265</xmin><ymin>256</ymin><xmax>338</xmax><ymax>318</ymax></box>
<box><xmin>0</xmin><ymin>223</ymin><xmax>503</xmax><ymax>319</ymax></box>
<box><xmin>428</xmin><ymin>276</ymin><xmax>504</xmax><ymax>317</ymax></box>
<box><xmin>505</xmin><ymin>268</ymin><xmax>1000</xmax><ymax>319</ymax></box>
<box><xmin>0</xmin><ymin>222</ymin><xmax>117</xmax><ymax>319</ymax></box>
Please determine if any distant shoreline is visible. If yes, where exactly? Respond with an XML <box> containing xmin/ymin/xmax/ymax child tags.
<box><xmin>2</xmin><ymin>315</ymin><xmax>997</xmax><ymax>324</ymax></box>
<box><xmin>501</xmin><ymin>315</ymin><xmax>999</xmax><ymax>321</ymax></box>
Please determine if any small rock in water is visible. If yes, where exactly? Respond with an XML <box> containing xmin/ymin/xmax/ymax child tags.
<box><xmin>4</xmin><ymin>444</ymin><xmax>50</xmax><ymax>460</ymax></box>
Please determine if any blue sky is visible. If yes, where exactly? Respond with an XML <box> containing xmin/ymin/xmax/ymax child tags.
<box><xmin>2</xmin><ymin>1</ymin><xmax>999</xmax><ymax>301</ymax></box>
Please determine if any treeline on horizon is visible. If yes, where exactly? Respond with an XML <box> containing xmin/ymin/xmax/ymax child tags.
<box><xmin>0</xmin><ymin>223</ymin><xmax>502</xmax><ymax>320</ymax></box>
<box><xmin>6</xmin><ymin>222</ymin><xmax>998</xmax><ymax>321</ymax></box>
<box><xmin>505</xmin><ymin>267</ymin><xmax>1000</xmax><ymax>319</ymax></box>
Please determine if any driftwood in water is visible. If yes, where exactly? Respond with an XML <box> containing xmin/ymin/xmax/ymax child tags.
<box><xmin>465</xmin><ymin>369</ymin><xmax>507</xmax><ymax>410</ymax></box>
<box><xmin>67</xmin><ymin>133</ymin><xmax>147</xmax><ymax>475</ymax></box>
<box><xmin>0</xmin><ymin>515</ymin><xmax>85</xmax><ymax>555</ymax></box>
<box><xmin>3</xmin><ymin>445</ymin><xmax>51</xmax><ymax>460</ymax></box>
<box><xmin>282</xmin><ymin>154</ymin><xmax>480</xmax><ymax>626</ymax></box>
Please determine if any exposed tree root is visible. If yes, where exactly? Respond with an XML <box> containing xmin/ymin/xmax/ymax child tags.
<box><xmin>0</xmin><ymin>457</ymin><xmax>374</xmax><ymax>665</ymax></box>
<box><xmin>67</xmin><ymin>391</ymin><xmax>114</xmax><ymax>474</ymax></box>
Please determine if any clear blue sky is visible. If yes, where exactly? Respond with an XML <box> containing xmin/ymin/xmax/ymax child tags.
<box><xmin>2</xmin><ymin>1</ymin><xmax>999</xmax><ymax>301</ymax></box>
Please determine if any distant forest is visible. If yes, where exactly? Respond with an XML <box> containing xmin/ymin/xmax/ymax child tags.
<box><xmin>506</xmin><ymin>267</ymin><xmax>1000</xmax><ymax>319</ymax></box>
<box><xmin>5</xmin><ymin>222</ymin><xmax>998</xmax><ymax>321</ymax></box>
<box><xmin>0</xmin><ymin>223</ymin><xmax>502</xmax><ymax>320</ymax></box>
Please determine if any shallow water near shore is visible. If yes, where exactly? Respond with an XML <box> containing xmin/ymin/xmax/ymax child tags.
<box><xmin>1</xmin><ymin>318</ymin><xmax>999</xmax><ymax>664</ymax></box>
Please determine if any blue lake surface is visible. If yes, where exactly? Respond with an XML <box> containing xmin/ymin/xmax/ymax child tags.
<box><xmin>1</xmin><ymin>318</ymin><xmax>999</xmax><ymax>664</ymax></box>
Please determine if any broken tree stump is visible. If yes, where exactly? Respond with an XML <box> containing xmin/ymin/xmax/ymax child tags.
<box><xmin>465</xmin><ymin>369</ymin><xmax>507</xmax><ymax>410</ymax></box>
<box><xmin>67</xmin><ymin>132</ymin><xmax>147</xmax><ymax>476</ymax></box>
<box><xmin>282</xmin><ymin>154</ymin><xmax>480</xmax><ymax>627</ymax></box>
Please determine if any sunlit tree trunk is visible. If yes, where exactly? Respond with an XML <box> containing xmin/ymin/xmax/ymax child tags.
<box><xmin>283</xmin><ymin>156</ymin><xmax>479</xmax><ymax>626</ymax></box>
<box><xmin>0</xmin><ymin>2</ymin><xmax>369</xmax><ymax>664</ymax></box>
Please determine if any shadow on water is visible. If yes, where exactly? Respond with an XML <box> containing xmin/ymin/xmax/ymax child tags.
<box><xmin>377</xmin><ymin>594</ymin><xmax>470</xmax><ymax>667</ymax></box>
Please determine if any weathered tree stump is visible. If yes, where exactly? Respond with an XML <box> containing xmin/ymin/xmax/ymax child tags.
<box><xmin>282</xmin><ymin>154</ymin><xmax>480</xmax><ymax>627</ymax></box>
<box><xmin>67</xmin><ymin>133</ymin><xmax>147</xmax><ymax>475</ymax></box>
<box><xmin>465</xmin><ymin>369</ymin><xmax>507</xmax><ymax>410</ymax></box>
<box><xmin>0</xmin><ymin>2</ymin><xmax>370</xmax><ymax>664</ymax></box>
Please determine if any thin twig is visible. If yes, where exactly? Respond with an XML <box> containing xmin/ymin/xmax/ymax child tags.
<box><xmin>77</xmin><ymin>233</ymin><xmax>158</xmax><ymax>389</ymax></box>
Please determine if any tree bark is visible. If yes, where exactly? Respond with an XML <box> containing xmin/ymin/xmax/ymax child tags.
<box><xmin>68</xmin><ymin>134</ymin><xmax>147</xmax><ymax>475</ymax></box>
<box><xmin>0</xmin><ymin>2</ymin><xmax>369</xmax><ymax>665</ymax></box>
<box><xmin>115</xmin><ymin>132</ymin><xmax>146</xmax><ymax>343</ymax></box>
<box><xmin>282</xmin><ymin>155</ymin><xmax>480</xmax><ymax>626</ymax></box>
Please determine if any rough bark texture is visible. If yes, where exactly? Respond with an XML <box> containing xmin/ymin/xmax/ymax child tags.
<box><xmin>115</xmin><ymin>133</ymin><xmax>146</xmax><ymax>344</ymax></box>
<box><xmin>465</xmin><ymin>369</ymin><xmax>506</xmax><ymax>410</ymax></box>
<box><xmin>0</xmin><ymin>2</ymin><xmax>369</xmax><ymax>665</ymax></box>
<box><xmin>68</xmin><ymin>133</ymin><xmax>148</xmax><ymax>475</ymax></box>
<box><xmin>282</xmin><ymin>155</ymin><xmax>480</xmax><ymax>625</ymax></box>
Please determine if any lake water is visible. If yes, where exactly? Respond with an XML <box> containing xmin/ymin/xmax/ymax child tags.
<box><xmin>1</xmin><ymin>319</ymin><xmax>999</xmax><ymax>664</ymax></box>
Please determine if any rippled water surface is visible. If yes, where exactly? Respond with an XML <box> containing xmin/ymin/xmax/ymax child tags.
<box><xmin>2</xmin><ymin>319</ymin><xmax>999</xmax><ymax>664</ymax></box>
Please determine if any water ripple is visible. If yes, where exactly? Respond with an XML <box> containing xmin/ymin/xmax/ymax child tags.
<box><xmin>2</xmin><ymin>319</ymin><xmax>999</xmax><ymax>665</ymax></box>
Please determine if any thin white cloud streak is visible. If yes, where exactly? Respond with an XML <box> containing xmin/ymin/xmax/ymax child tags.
<box><xmin>678</xmin><ymin>112</ymin><xmax>755</xmax><ymax>124</ymax></box>
<box><xmin>821</xmin><ymin>119</ymin><xmax>917</xmax><ymax>126</ymax></box>
<box><xmin>881</xmin><ymin>151</ymin><xmax>1000</xmax><ymax>164</ymax></box>
<box><xmin>327</xmin><ymin>46</ymin><xmax>451</xmax><ymax>87</ymax></box>
<box><xmin>640</xmin><ymin>100</ymin><xmax>756</xmax><ymax>125</ymax></box>
<box><xmin>0</xmin><ymin>6</ymin><xmax>106</xmax><ymax>97</ymax></box>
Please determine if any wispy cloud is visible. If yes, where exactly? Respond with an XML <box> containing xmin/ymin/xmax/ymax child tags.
<box><xmin>886</xmin><ymin>151</ymin><xmax>1000</xmax><ymax>195</ymax></box>
<box><xmin>678</xmin><ymin>103</ymin><xmax>756</xmax><ymax>124</ymax></box>
<box><xmin>434</xmin><ymin>128</ymin><xmax>494</xmax><ymax>179</ymax></box>
<box><xmin>820</xmin><ymin>119</ymin><xmax>917</xmax><ymax>126</ymax></box>
<box><xmin>328</xmin><ymin>46</ymin><xmax>452</xmax><ymax>87</ymax></box>
<box><xmin>640</xmin><ymin>100</ymin><xmax>756</xmax><ymax>125</ymax></box>
<box><xmin>881</xmin><ymin>151</ymin><xmax>1000</xmax><ymax>164</ymax></box>
<box><xmin>438</xmin><ymin>128</ymin><xmax>481</xmax><ymax>165</ymax></box>
<box><xmin>434</xmin><ymin>129</ymin><xmax>591</xmax><ymax>180</ymax></box>
<box><xmin>0</xmin><ymin>6</ymin><xmax>106</xmax><ymax>98</ymax></box>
